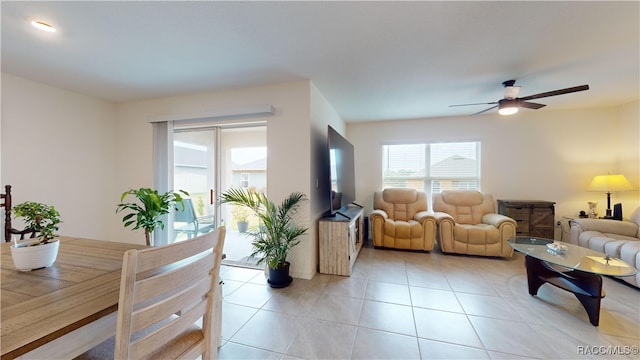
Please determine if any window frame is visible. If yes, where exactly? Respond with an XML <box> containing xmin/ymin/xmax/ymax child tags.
<box><xmin>240</xmin><ymin>172</ymin><xmax>250</xmax><ymax>188</ymax></box>
<box><xmin>382</xmin><ymin>141</ymin><xmax>481</xmax><ymax>193</ymax></box>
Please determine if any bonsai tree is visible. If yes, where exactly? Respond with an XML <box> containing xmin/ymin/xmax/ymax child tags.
<box><xmin>220</xmin><ymin>188</ymin><xmax>308</xmax><ymax>269</ymax></box>
<box><xmin>117</xmin><ymin>188</ymin><xmax>188</xmax><ymax>246</ymax></box>
<box><xmin>12</xmin><ymin>201</ymin><xmax>61</xmax><ymax>245</ymax></box>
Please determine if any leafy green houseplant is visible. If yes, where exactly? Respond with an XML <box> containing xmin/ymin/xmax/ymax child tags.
<box><xmin>12</xmin><ymin>201</ymin><xmax>61</xmax><ymax>245</ymax></box>
<box><xmin>220</xmin><ymin>188</ymin><xmax>308</xmax><ymax>287</ymax></box>
<box><xmin>117</xmin><ymin>188</ymin><xmax>188</xmax><ymax>246</ymax></box>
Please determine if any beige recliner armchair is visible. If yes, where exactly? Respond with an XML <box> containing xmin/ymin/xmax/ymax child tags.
<box><xmin>432</xmin><ymin>191</ymin><xmax>516</xmax><ymax>257</ymax></box>
<box><xmin>370</xmin><ymin>188</ymin><xmax>436</xmax><ymax>251</ymax></box>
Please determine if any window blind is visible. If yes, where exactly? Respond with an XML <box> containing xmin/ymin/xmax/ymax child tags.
<box><xmin>382</xmin><ymin>142</ymin><xmax>480</xmax><ymax>193</ymax></box>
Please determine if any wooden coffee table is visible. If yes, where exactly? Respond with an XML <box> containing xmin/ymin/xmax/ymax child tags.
<box><xmin>508</xmin><ymin>236</ymin><xmax>637</xmax><ymax>326</ymax></box>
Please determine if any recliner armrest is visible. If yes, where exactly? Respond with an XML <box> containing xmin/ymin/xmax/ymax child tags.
<box><xmin>370</xmin><ymin>209</ymin><xmax>388</xmax><ymax>220</ymax></box>
<box><xmin>482</xmin><ymin>213</ymin><xmax>516</xmax><ymax>228</ymax></box>
<box><xmin>433</xmin><ymin>211</ymin><xmax>454</xmax><ymax>224</ymax></box>
<box><xmin>414</xmin><ymin>211</ymin><xmax>435</xmax><ymax>222</ymax></box>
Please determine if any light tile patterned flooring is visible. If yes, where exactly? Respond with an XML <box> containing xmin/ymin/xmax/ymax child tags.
<box><xmin>217</xmin><ymin>244</ymin><xmax>640</xmax><ymax>359</ymax></box>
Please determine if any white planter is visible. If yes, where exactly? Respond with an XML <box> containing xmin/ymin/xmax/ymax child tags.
<box><xmin>10</xmin><ymin>239</ymin><xmax>59</xmax><ymax>271</ymax></box>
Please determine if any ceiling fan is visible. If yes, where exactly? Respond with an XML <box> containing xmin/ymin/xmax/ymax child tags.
<box><xmin>449</xmin><ymin>80</ymin><xmax>589</xmax><ymax>116</ymax></box>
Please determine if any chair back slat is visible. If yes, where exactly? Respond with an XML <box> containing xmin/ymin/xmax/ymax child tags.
<box><xmin>134</xmin><ymin>252</ymin><xmax>214</xmax><ymax>303</ymax></box>
<box><xmin>114</xmin><ymin>227</ymin><xmax>225</xmax><ymax>360</ymax></box>
<box><xmin>130</xmin><ymin>301</ymin><xmax>207</xmax><ymax>359</ymax></box>
<box><xmin>2</xmin><ymin>185</ymin><xmax>38</xmax><ymax>242</ymax></box>
<box><xmin>136</xmin><ymin>233</ymin><xmax>217</xmax><ymax>272</ymax></box>
<box><xmin>132</xmin><ymin>276</ymin><xmax>211</xmax><ymax>333</ymax></box>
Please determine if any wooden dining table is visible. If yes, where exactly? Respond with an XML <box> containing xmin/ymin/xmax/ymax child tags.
<box><xmin>1</xmin><ymin>236</ymin><xmax>147</xmax><ymax>360</ymax></box>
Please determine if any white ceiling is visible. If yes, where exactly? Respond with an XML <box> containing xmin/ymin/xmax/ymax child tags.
<box><xmin>2</xmin><ymin>1</ymin><xmax>638</xmax><ymax>122</ymax></box>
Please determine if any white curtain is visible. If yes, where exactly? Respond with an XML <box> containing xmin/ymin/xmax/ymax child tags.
<box><xmin>152</xmin><ymin>120</ymin><xmax>174</xmax><ymax>246</ymax></box>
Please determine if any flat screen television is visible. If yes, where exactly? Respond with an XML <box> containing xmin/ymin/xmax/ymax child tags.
<box><xmin>328</xmin><ymin>125</ymin><xmax>356</xmax><ymax>216</ymax></box>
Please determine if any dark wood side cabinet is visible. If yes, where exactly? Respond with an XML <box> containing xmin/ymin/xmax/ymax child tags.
<box><xmin>497</xmin><ymin>200</ymin><xmax>555</xmax><ymax>239</ymax></box>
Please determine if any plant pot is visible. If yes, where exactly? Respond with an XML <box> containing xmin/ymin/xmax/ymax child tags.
<box><xmin>237</xmin><ymin>220</ymin><xmax>249</xmax><ymax>233</ymax></box>
<box><xmin>267</xmin><ymin>261</ymin><xmax>293</xmax><ymax>288</ymax></box>
<box><xmin>11</xmin><ymin>239</ymin><xmax>59</xmax><ymax>271</ymax></box>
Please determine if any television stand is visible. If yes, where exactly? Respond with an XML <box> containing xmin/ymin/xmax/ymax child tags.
<box><xmin>319</xmin><ymin>207</ymin><xmax>364</xmax><ymax>276</ymax></box>
<box><xmin>334</xmin><ymin>211</ymin><xmax>352</xmax><ymax>220</ymax></box>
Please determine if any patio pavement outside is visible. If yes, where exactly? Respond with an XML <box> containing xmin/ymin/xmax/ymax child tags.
<box><xmin>221</xmin><ymin>229</ymin><xmax>261</xmax><ymax>268</ymax></box>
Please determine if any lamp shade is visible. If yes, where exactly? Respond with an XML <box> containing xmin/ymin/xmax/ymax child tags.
<box><xmin>587</xmin><ymin>174</ymin><xmax>634</xmax><ymax>192</ymax></box>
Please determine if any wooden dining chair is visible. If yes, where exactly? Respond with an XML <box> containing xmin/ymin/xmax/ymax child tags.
<box><xmin>1</xmin><ymin>185</ymin><xmax>38</xmax><ymax>242</ymax></box>
<box><xmin>77</xmin><ymin>227</ymin><xmax>226</xmax><ymax>360</ymax></box>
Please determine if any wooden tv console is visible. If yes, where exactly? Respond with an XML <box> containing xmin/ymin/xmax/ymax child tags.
<box><xmin>318</xmin><ymin>207</ymin><xmax>364</xmax><ymax>276</ymax></box>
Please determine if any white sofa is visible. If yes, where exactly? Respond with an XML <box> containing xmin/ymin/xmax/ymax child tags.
<box><xmin>569</xmin><ymin>207</ymin><xmax>640</xmax><ymax>288</ymax></box>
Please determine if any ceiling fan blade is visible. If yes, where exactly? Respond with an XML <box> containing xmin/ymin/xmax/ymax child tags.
<box><xmin>449</xmin><ymin>101</ymin><xmax>498</xmax><ymax>107</ymax></box>
<box><xmin>519</xmin><ymin>85</ymin><xmax>589</xmax><ymax>101</ymax></box>
<box><xmin>472</xmin><ymin>105</ymin><xmax>498</xmax><ymax>115</ymax></box>
<box><xmin>519</xmin><ymin>101</ymin><xmax>546</xmax><ymax>110</ymax></box>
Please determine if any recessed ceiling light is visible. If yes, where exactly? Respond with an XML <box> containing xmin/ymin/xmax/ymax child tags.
<box><xmin>31</xmin><ymin>20</ymin><xmax>56</xmax><ymax>33</ymax></box>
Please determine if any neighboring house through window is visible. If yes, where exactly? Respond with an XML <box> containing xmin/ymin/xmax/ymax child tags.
<box><xmin>230</xmin><ymin>147</ymin><xmax>267</xmax><ymax>193</ymax></box>
<box><xmin>382</xmin><ymin>142</ymin><xmax>481</xmax><ymax>193</ymax></box>
<box><xmin>240</xmin><ymin>173</ymin><xmax>249</xmax><ymax>188</ymax></box>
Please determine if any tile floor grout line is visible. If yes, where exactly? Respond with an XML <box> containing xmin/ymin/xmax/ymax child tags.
<box><xmin>218</xmin><ymin>247</ymin><xmax>639</xmax><ymax>359</ymax></box>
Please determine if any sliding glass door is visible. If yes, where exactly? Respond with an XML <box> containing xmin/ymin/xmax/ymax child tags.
<box><xmin>218</xmin><ymin>126</ymin><xmax>267</xmax><ymax>267</ymax></box>
<box><xmin>173</xmin><ymin>129</ymin><xmax>217</xmax><ymax>243</ymax></box>
<box><xmin>171</xmin><ymin>125</ymin><xmax>267</xmax><ymax>267</ymax></box>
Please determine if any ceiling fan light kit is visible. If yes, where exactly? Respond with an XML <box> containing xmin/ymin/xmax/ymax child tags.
<box><xmin>450</xmin><ymin>80</ymin><xmax>589</xmax><ymax>116</ymax></box>
<box><xmin>498</xmin><ymin>99</ymin><xmax>519</xmax><ymax>116</ymax></box>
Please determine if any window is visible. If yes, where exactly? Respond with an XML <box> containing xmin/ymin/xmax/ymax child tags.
<box><xmin>382</xmin><ymin>142</ymin><xmax>480</xmax><ymax>193</ymax></box>
<box><xmin>240</xmin><ymin>173</ymin><xmax>249</xmax><ymax>188</ymax></box>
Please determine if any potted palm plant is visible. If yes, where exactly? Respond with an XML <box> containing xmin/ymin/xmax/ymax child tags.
<box><xmin>10</xmin><ymin>201</ymin><xmax>62</xmax><ymax>270</ymax></box>
<box><xmin>116</xmin><ymin>188</ymin><xmax>188</xmax><ymax>246</ymax></box>
<box><xmin>220</xmin><ymin>188</ymin><xmax>308</xmax><ymax>288</ymax></box>
<box><xmin>232</xmin><ymin>205</ymin><xmax>250</xmax><ymax>233</ymax></box>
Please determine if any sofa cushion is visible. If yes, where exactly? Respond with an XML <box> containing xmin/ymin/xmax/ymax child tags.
<box><xmin>578</xmin><ymin>231</ymin><xmax>638</xmax><ymax>248</ymax></box>
<box><xmin>572</xmin><ymin>218</ymin><xmax>638</xmax><ymax>237</ymax></box>
<box><xmin>586</xmin><ymin>237</ymin><xmax>626</xmax><ymax>256</ymax></box>
<box><xmin>569</xmin><ymin>207</ymin><xmax>640</xmax><ymax>288</ymax></box>
<box><xmin>375</xmin><ymin>189</ymin><xmax>427</xmax><ymax>222</ymax></box>
<box><xmin>434</xmin><ymin>191</ymin><xmax>495</xmax><ymax>225</ymax></box>
<box><xmin>382</xmin><ymin>188</ymin><xmax>418</xmax><ymax>203</ymax></box>
<box><xmin>631</xmin><ymin>207</ymin><xmax>640</xmax><ymax>238</ymax></box>
<box><xmin>454</xmin><ymin>224</ymin><xmax>500</xmax><ymax>245</ymax></box>
<box><xmin>619</xmin><ymin>241</ymin><xmax>640</xmax><ymax>287</ymax></box>
<box><xmin>383</xmin><ymin>219</ymin><xmax>425</xmax><ymax>243</ymax></box>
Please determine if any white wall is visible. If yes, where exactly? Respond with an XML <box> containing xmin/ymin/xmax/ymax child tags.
<box><xmin>1</xmin><ymin>73</ymin><xmax>118</xmax><ymax>240</ymax></box>
<box><xmin>3</xmin><ymin>72</ymin><xmax>636</xmax><ymax>273</ymax></box>
<box><xmin>348</xmin><ymin>102</ymin><xmax>640</xmax><ymax>234</ymax></box>
<box><xmin>618</xmin><ymin>100</ymin><xmax>640</xmax><ymax>202</ymax></box>
<box><xmin>1</xmin><ymin>75</ymin><xmax>322</xmax><ymax>279</ymax></box>
<box><xmin>113</xmin><ymin>81</ymin><xmax>316</xmax><ymax>278</ymax></box>
<box><xmin>310</xmin><ymin>82</ymin><xmax>346</xmax><ymax>217</ymax></box>
<box><xmin>309</xmin><ymin>82</ymin><xmax>348</xmax><ymax>273</ymax></box>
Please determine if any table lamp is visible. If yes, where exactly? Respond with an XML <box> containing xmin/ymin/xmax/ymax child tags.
<box><xmin>587</xmin><ymin>174</ymin><xmax>634</xmax><ymax>219</ymax></box>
